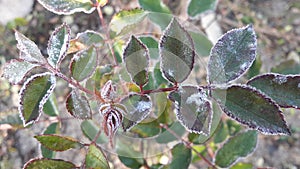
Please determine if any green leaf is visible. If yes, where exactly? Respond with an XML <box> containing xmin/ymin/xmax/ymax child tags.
<box><xmin>139</xmin><ymin>36</ymin><xmax>159</xmax><ymax>59</ymax></box>
<box><xmin>170</xmin><ymin>143</ymin><xmax>191</xmax><ymax>169</ymax></box>
<box><xmin>47</xmin><ymin>23</ymin><xmax>70</xmax><ymax>68</ymax></box>
<box><xmin>189</xmin><ymin>31</ymin><xmax>213</xmax><ymax>57</ymax></box>
<box><xmin>66</xmin><ymin>89</ymin><xmax>92</xmax><ymax>119</ymax></box>
<box><xmin>110</xmin><ymin>8</ymin><xmax>147</xmax><ymax>36</ymax></box>
<box><xmin>213</xmin><ymin>121</ymin><xmax>228</xmax><ymax>144</ymax></box>
<box><xmin>156</xmin><ymin>122</ymin><xmax>185</xmax><ymax>144</ymax></box>
<box><xmin>271</xmin><ymin>59</ymin><xmax>300</xmax><ymax>75</ymax></box>
<box><xmin>130</xmin><ymin>120</ymin><xmax>161</xmax><ymax>137</ymax></box>
<box><xmin>23</xmin><ymin>158</ymin><xmax>76</xmax><ymax>169</ymax></box>
<box><xmin>121</xmin><ymin>94</ymin><xmax>152</xmax><ymax>131</ymax></box>
<box><xmin>247</xmin><ymin>57</ymin><xmax>262</xmax><ymax>79</ymax></box>
<box><xmin>2</xmin><ymin>59</ymin><xmax>37</xmax><ymax>84</ymax></box>
<box><xmin>208</xmin><ymin>25</ymin><xmax>257</xmax><ymax>84</ymax></box>
<box><xmin>215</xmin><ymin>130</ymin><xmax>258</xmax><ymax>168</ymax></box>
<box><xmin>81</xmin><ymin>120</ymin><xmax>108</xmax><ymax>144</ymax></box>
<box><xmin>160</xmin><ymin>18</ymin><xmax>195</xmax><ymax>83</ymax></box>
<box><xmin>123</xmin><ymin>35</ymin><xmax>149</xmax><ymax>86</ymax></box>
<box><xmin>138</xmin><ymin>0</ymin><xmax>172</xmax><ymax>29</ymax></box>
<box><xmin>37</xmin><ymin>0</ymin><xmax>95</xmax><ymax>15</ymax></box>
<box><xmin>187</xmin><ymin>0</ymin><xmax>217</xmax><ymax>17</ymax></box>
<box><xmin>34</xmin><ymin>134</ymin><xmax>81</xmax><ymax>151</ymax></box>
<box><xmin>15</xmin><ymin>31</ymin><xmax>46</xmax><ymax>63</ymax></box>
<box><xmin>231</xmin><ymin>162</ymin><xmax>253</xmax><ymax>169</ymax></box>
<box><xmin>69</xmin><ymin>30</ymin><xmax>104</xmax><ymax>54</ymax></box>
<box><xmin>19</xmin><ymin>73</ymin><xmax>56</xmax><ymax>126</ymax></box>
<box><xmin>188</xmin><ymin>100</ymin><xmax>222</xmax><ymax>144</ymax></box>
<box><xmin>70</xmin><ymin>46</ymin><xmax>98</xmax><ymax>81</ymax></box>
<box><xmin>86</xmin><ymin>144</ymin><xmax>110</xmax><ymax>169</ymax></box>
<box><xmin>118</xmin><ymin>156</ymin><xmax>143</xmax><ymax>169</ymax></box>
<box><xmin>247</xmin><ymin>73</ymin><xmax>300</xmax><ymax>109</ymax></box>
<box><xmin>86</xmin><ymin>65</ymin><xmax>113</xmax><ymax>92</ymax></box>
<box><xmin>212</xmin><ymin>85</ymin><xmax>291</xmax><ymax>135</ymax></box>
<box><xmin>43</xmin><ymin>94</ymin><xmax>59</xmax><ymax>117</ymax></box>
<box><xmin>41</xmin><ymin>122</ymin><xmax>59</xmax><ymax>158</ymax></box>
<box><xmin>168</xmin><ymin>86</ymin><xmax>212</xmax><ymax>135</ymax></box>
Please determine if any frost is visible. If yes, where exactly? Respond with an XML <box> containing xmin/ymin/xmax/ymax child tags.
<box><xmin>66</xmin><ymin>89</ymin><xmax>92</xmax><ymax>119</ymax></box>
<box><xmin>186</xmin><ymin>92</ymin><xmax>207</xmax><ymax>106</ymax></box>
<box><xmin>273</xmin><ymin>75</ymin><xmax>287</xmax><ymax>85</ymax></box>
<box><xmin>136</xmin><ymin>100</ymin><xmax>152</xmax><ymax>113</ymax></box>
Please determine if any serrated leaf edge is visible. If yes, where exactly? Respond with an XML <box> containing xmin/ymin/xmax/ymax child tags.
<box><xmin>247</xmin><ymin>73</ymin><xmax>300</xmax><ymax>109</ymax></box>
<box><xmin>47</xmin><ymin>23</ymin><xmax>71</xmax><ymax>68</ymax></box>
<box><xmin>159</xmin><ymin>17</ymin><xmax>195</xmax><ymax>83</ymax></box>
<box><xmin>19</xmin><ymin>72</ymin><xmax>56</xmax><ymax>127</ymax></box>
<box><xmin>207</xmin><ymin>24</ymin><xmax>257</xmax><ymax>84</ymax></box>
<box><xmin>123</xmin><ymin>35</ymin><xmax>150</xmax><ymax>86</ymax></box>
<box><xmin>213</xmin><ymin>84</ymin><xmax>291</xmax><ymax>135</ymax></box>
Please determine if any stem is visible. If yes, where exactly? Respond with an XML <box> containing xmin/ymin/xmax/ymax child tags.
<box><xmin>160</xmin><ymin>124</ymin><xmax>217</xmax><ymax>169</ymax></box>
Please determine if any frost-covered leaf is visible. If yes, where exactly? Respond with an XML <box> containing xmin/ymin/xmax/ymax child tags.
<box><xmin>168</xmin><ymin>86</ymin><xmax>212</xmax><ymax>135</ymax></box>
<box><xmin>81</xmin><ymin>120</ymin><xmax>108</xmax><ymax>144</ymax></box>
<box><xmin>15</xmin><ymin>31</ymin><xmax>45</xmax><ymax>63</ymax></box>
<box><xmin>19</xmin><ymin>73</ymin><xmax>56</xmax><ymax>126</ymax></box>
<box><xmin>208</xmin><ymin>25</ymin><xmax>257</xmax><ymax>84</ymax></box>
<box><xmin>189</xmin><ymin>31</ymin><xmax>213</xmax><ymax>57</ymax></box>
<box><xmin>170</xmin><ymin>143</ymin><xmax>192</xmax><ymax>169</ymax></box>
<box><xmin>43</xmin><ymin>94</ymin><xmax>59</xmax><ymax>117</ymax></box>
<box><xmin>70</xmin><ymin>46</ymin><xmax>98</xmax><ymax>82</ymax></box>
<box><xmin>47</xmin><ymin>23</ymin><xmax>70</xmax><ymax>68</ymax></box>
<box><xmin>215</xmin><ymin>130</ymin><xmax>257</xmax><ymax>168</ymax></box>
<box><xmin>187</xmin><ymin>0</ymin><xmax>217</xmax><ymax>18</ymax></box>
<box><xmin>68</xmin><ymin>30</ymin><xmax>104</xmax><ymax>54</ymax></box>
<box><xmin>23</xmin><ymin>158</ymin><xmax>76</xmax><ymax>169</ymax></box>
<box><xmin>66</xmin><ymin>89</ymin><xmax>92</xmax><ymax>119</ymax></box>
<box><xmin>100</xmin><ymin>80</ymin><xmax>116</xmax><ymax>100</ymax></box>
<box><xmin>37</xmin><ymin>0</ymin><xmax>95</xmax><ymax>15</ymax></box>
<box><xmin>247</xmin><ymin>73</ymin><xmax>300</xmax><ymax>109</ymax></box>
<box><xmin>41</xmin><ymin>122</ymin><xmax>59</xmax><ymax>158</ymax></box>
<box><xmin>160</xmin><ymin>18</ymin><xmax>195</xmax><ymax>83</ymax></box>
<box><xmin>2</xmin><ymin>59</ymin><xmax>37</xmax><ymax>84</ymax></box>
<box><xmin>212</xmin><ymin>85</ymin><xmax>291</xmax><ymax>135</ymax></box>
<box><xmin>35</xmin><ymin>134</ymin><xmax>81</xmax><ymax>151</ymax></box>
<box><xmin>86</xmin><ymin>144</ymin><xmax>110</xmax><ymax>169</ymax></box>
<box><xmin>110</xmin><ymin>8</ymin><xmax>147</xmax><ymax>36</ymax></box>
<box><xmin>123</xmin><ymin>35</ymin><xmax>149</xmax><ymax>86</ymax></box>
<box><xmin>121</xmin><ymin>94</ymin><xmax>152</xmax><ymax>131</ymax></box>
<box><xmin>138</xmin><ymin>0</ymin><xmax>172</xmax><ymax>29</ymax></box>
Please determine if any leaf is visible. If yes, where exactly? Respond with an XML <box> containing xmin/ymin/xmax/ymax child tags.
<box><xmin>110</xmin><ymin>8</ymin><xmax>147</xmax><ymax>36</ymax></box>
<box><xmin>155</xmin><ymin>122</ymin><xmax>185</xmax><ymax>144</ymax></box>
<box><xmin>37</xmin><ymin>0</ymin><xmax>95</xmax><ymax>15</ymax></box>
<box><xmin>123</xmin><ymin>35</ymin><xmax>149</xmax><ymax>86</ymax></box>
<box><xmin>15</xmin><ymin>31</ymin><xmax>46</xmax><ymax>63</ymax></box>
<box><xmin>19</xmin><ymin>73</ymin><xmax>56</xmax><ymax>126</ymax></box>
<box><xmin>213</xmin><ymin>121</ymin><xmax>229</xmax><ymax>144</ymax></box>
<box><xmin>247</xmin><ymin>57</ymin><xmax>262</xmax><ymax>79</ymax></box>
<box><xmin>43</xmin><ymin>94</ymin><xmax>59</xmax><ymax>117</ymax></box>
<box><xmin>23</xmin><ymin>158</ymin><xmax>76</xmax><ymax>169</ymax></box>
<box><xmin>98</xmin><ymin>0</ymin><xmax>108</xmax><ymax>7</ymax></box>
<box><xmin>66</xmin><ymin>89</ymin><xmax>92</xmax><ymax>119</ymax></box>
<box><xmin>70</xmin><ymin>46</ymin><xmax>98</xmax><ymax>81</ymax></box>
<box><xmin>86</xmin><ymin>144</ymin><xmax>110</xmax><ymax>169</ymax></box>
<box><xmin>68</xmin><ymin>30</ymin><xmax>104</xmax><ymax>54</ymax></box>
<box><xmin>138</xmin><ymin>0</ymin><xmax>172</xmax><ymax>29</ymax></box>
<box><xmin>81</xmin><ymin>120</ymin><xmax>108</xmax><ymax>144</ymax></box>
<box><xmin>187</xmin><ymin>0</ymin><xmax>217</xmax><ymax>17</ymax></box>
<box><xmin>86</xmin><ymin>65</ymin><xmax>113</xmax><ymax>92</ymax></box>
<box><xmin>160</xmin><ymin>18</ymin><xmax>195</xmax><ymax>83</ymax></box>
<box><xmin>271</xmin><ymin>59</ymin><xmax>300</xmax><ymax>75</ymax></box>
<box><xmin>231</xmin><ymin>163</ymin><xmax>253</xmax><ymax>169</ymax></box>
<box><xmin>34</xmin><ymin>134</ymin><xmax>81</xmax><ymax>151</ymax></box>
<box><xmin>215</xmin><ymin>130</ymin><xmax>258</xmax><ymax>168</ymax></box>
<box><xmin>130</xmin><ymin>120</ymin><xmax>161</xmax><ymax>137</ymax></box>
<box><xmin>247</xmin><ymin>73</ymin><xmax>300</xmax><ymax>109</ymax></box>
<box><xmin>118</xmin><ymin>156</ymin><xmax>143</xmax><ymax>169</ymax></box>
<box><xmin>208</xmin><ymin>25</ymin><xmax>257</xmax><ymax>84</ymax></box>
<box><xmin>168</xmin><ymin>86</ymin><xmax>212</xmax><ymax>135</ymax></box>
<box><xmin>189</xmin><ymin>31</ymin><xmax>213</xmax><ymax>57</ymax></box>
<box><xmin>121</xmin><ymin>94</ymin><xmax>152</xmax><ymax>131</ymax></box>
<box><xmin>212</xmin><ymin>85</ymin><xmax>291</xmax><ymax>135</ymax></box>
<box><xmin>139</xmin><ymin>36</ymin><xmax>159</xmax><ymax>59</ymax></box>
<box><xmin>41</xmin><ymin>122</ymin><xmax>59</xmax><ymax>158</ymax></box>
<box><xmin>170</xmin><ymin>143</ymin><xmax>191</xmax><ymax>169</ymax></box>
<box><xmin>47</xmin><ymin>23</ymin><xmax>70</xmax><ymax>68</ymax></box>
<box><xmin>2</xmin><ymin>59</ymin><xmax>37</xmax><ymax>84</ymax></box>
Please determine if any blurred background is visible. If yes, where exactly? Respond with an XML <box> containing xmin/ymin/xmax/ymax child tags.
<box><xmin>0</xmin><ymin>0</ymin><xmax>300</xmax><ymax>168</ymax></box>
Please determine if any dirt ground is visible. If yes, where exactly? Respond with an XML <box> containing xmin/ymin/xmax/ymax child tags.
<box><xmin>0</xmin><ymin>0</ymin><xmax>300</xmax><ymax>168</ymax></box>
